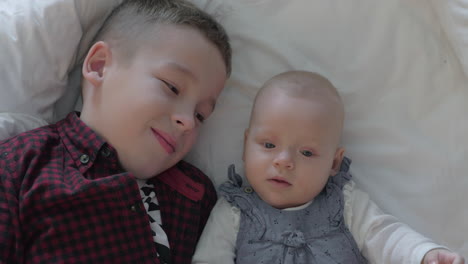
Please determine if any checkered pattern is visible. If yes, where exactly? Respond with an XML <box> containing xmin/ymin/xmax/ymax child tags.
<box><xmin>0</xmin><ymin>112</ymin><xmax>217</xmax><ymax>263</ymax></box>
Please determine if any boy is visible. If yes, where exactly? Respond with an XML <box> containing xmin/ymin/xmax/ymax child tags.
<box><xmin>0</xmin><ymin>0</ymin><xmax>231</xmax><ymax>263</ymax></box>
<box><xmin>192</xmin><ymin>71</ymin><xmax>465</xmax><ymax>264</ymax></box>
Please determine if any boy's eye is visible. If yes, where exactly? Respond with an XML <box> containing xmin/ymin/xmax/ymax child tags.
<box><xmin>264</xmin><ymin>142</ymin><xmax>275</xmax><ymax>149</ymax></box>
<box><xmin>301</xmin><ymin>150</ymin><xmax>313</xmax><ymax>157</ymax></box>
<box><xmin>195</xmin><ymin>113</ymin><xmax>205</xmax><ymax>123</ymax></box>
<box><xmin>162</xmin><ymin>80</ymin><xmax>179</xmax><ymax>95</ymax></box>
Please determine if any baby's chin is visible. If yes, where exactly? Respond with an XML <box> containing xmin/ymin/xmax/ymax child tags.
<box><xmin>262</xmin><ymin>195</ymin><xmax>312</xmax><ymax>209</ymax></box>
<box><xmin>262</xmin><ymin>197</ymin><xmax>300</xmax><ymax>210</ymax></box>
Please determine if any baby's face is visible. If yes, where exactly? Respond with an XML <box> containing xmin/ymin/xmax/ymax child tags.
<box><xmin>88</xmin><ymin>24</ymin><xmax>227</xmax><ymax>179</ymax></box>
<box><xmin>243</xmin><ymin>91</ymin><xmax>343</xmax><ymax>209</ymax></box>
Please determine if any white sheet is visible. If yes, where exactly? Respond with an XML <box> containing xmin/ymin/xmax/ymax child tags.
<box><xmin>0</xmin><ymin>0</ymin><xmax>467</xmax><ymax>259</ymax></box>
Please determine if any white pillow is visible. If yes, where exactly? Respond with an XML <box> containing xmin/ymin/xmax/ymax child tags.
<box><xmin>0</xmin><ymin>0</ymin><xmax>121</xmax><ymax>140</ymax></box>
<box><xmin>0</xmin><ymin>113</ymin><xmax>48</xmax><ymax>140</ymax></box>
<box><xmin>187</xmin><ymin>0</ymin><xmax>468</xmax><ymax>257</ymax></box>
<box><xmin>430</xmin><ymin>0</ymin><xmax>468</xmax><ymax>78</ymax></box>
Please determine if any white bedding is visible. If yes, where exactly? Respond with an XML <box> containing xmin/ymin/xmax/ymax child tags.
<box><xmin>0</xmin><ymin>0</ymin><xmax>467</xmax><ymax>259</ymax></box>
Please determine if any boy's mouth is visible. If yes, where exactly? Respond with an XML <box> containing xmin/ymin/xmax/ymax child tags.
<box><xmin>151</xmin><ymin>128</ymin><xmax>176</xmax><ymax>154</ymax></box>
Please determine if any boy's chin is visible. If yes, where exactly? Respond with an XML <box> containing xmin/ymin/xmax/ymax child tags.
<box><xmin>125</xmin><ymin>165</ymin><xmax>166</xmax><ymax>180</ymax></box>
<box><xmin>132</xmin><ymin>174</ymin><xmax>156</xmax><ymax>180</ymax></box>
<box><xmin>132</xmin><ymin>167</ymin><xmax>167</xmax><ymax>179</ymax></box>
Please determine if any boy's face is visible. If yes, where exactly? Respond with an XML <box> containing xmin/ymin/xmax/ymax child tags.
<box><xmin>82</xmin><ymin>25</ymin><xmax>227</xmax><ymax>179</ymax></box>
<box><xmin>243</xmin><ymin>90</ymin><xmax>344</xmax><ymax>209</ymax></box>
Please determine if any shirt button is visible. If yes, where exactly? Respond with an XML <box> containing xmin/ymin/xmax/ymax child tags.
<box><xmin>243</xmin><ymin>186</ymin><xmax>253</xmax><ymax>193</ymax></box>
<box><xmin>79</xmin><ymin>154</ymin><xmax>90</xmax><ymax>164</ymax></box>
<box><xmin>130</xmin><ymin>204</ymin><xmax>140</xmax><ymax>212</ymax></box>
<box><xmin>102</xmin><ymin>147</ymin><xmax>111</xmax><ymax>157</ymax></box>
<box><xmin>2</xmin><ymin>152</ymin><xmax>8</xmax><ymax>158</ymax></box>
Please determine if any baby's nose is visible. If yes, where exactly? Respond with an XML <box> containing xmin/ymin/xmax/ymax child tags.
<box><xmin>273</xmin><ymin>151</ymin><xmax>294</xmax><ymax>170</ymax></box>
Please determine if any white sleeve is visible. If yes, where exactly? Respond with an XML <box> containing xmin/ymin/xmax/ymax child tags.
<box><xmin>192</xmin><ymin>197</ymin><xmax>240</xmax><ymax>264</ymax></box>
<box><xmin>343</xmin><ymin>180</ymin><xmax>444</xmax><ymax>264</ymax></box>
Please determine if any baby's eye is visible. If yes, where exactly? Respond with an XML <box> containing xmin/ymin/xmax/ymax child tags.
<box><xmin>300</xmin><ymin>150</ymin><xmax>313</xmax><ymax>157</ymax></box>
<box><xmin>195</xmin><ymin>113</ymin><xmax>205</xmax><ymax>123</ymax></box>
<box><xmin>162</xmin><ymin>80</ymin><xmax>179</xmax><ymax>95</ymax></box>
<box><xmin>264</xmin><ymin>142</ymin><xmax>275</xmax><ymax>149</ymax></box>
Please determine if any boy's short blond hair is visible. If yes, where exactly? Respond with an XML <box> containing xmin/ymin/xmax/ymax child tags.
<box><xmin>91</xmin><ymin>0</ymin><xmax>231</xmax><ymax>76</ymax></box>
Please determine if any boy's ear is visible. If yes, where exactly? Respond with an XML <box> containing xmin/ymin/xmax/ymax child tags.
<box><xmin>330</xmin><ymin>147</ymin><xmax>345</xmax><ymax>176</ymax></box>
<box><xmin>82</xmin><ymin>41</ymin><xmax>111</xmax><ymax>87</ymax></box>
<box><xmin>242</xmin><ymin>129</ymin><xmax>249</xmax><ymax>162</ymax></box>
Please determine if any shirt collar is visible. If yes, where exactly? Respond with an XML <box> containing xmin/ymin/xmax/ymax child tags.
<box><xmin>282</xmin><ymin>200</ymin><xmax>313</xmax><ymax>211</ymax></box>
<box><xmin>57</xmin><ymin>112</ymin><xmax>115</xmax><ymax>174</ymax></box>
<box><xmin>154</xmin><ymin>164</ymin><xmax>205</xmax><ymax>202</ymax></box>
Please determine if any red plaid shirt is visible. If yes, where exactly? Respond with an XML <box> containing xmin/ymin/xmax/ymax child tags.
<box><xmin>0</xmin><ymin>112</ymin><xmax>217</xmax><ymax>264</ymax></box>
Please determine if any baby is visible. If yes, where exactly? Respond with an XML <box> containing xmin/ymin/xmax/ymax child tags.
<box><xmin>192</xmin><ymin>71</ymin><xmax>465</xmax><ymax>264</ymax></box>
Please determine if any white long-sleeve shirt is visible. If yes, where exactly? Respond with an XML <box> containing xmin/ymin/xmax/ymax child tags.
<box><xmin>192</xmin><ymin>180</ymin><xmax>442</xmax><ymax>264</ymax></box>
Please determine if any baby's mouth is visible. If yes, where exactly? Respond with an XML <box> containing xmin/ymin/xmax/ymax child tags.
<box><xmin>269</xmin><ymin>177</ymin><xmax>291</xmax><ymax>186</ymax></box>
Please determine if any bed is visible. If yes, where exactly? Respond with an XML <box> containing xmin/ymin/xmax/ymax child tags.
<box><xmin>1</xmin><ymin>0</ymin><xmax>467</xmax><ymax>259</ymax></box>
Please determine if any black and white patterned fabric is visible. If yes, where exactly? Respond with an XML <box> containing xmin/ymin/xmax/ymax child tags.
<box><xmin>136</xmin><ymin>179</ymin><xmax>171</xmax><ymax>264</ymax></box>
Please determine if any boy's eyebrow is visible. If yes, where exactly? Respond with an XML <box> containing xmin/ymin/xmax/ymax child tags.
<box><xmin>200</xmin><ymin>95</ymin><xmax>217</xmax><ymax>115</ymax></box>
<box><xmin>208</xmin><ymin>99</ymin><xmax>217</xmax><ymax>112</ymax></box>
<box><xmin>165</xmin><ymin>61</ymin><xmax>196</xmax><ymax>81</ymax></box>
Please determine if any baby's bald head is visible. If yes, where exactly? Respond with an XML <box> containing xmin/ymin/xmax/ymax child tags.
<box><xmin>250</xmin><ymin>71</ymin><xmax>345</xmax><ymax>146</ymax></box>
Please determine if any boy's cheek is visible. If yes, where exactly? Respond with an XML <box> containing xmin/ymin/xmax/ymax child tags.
<box><xmin>181</xmin><ymin>130</ymin><xmax>199</xmax><ymax>153</ymax></box>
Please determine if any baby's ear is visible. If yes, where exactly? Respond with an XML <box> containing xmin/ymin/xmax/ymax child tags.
<box><xmin>330</xmin><ymin>147</ymin><xmax>345</xmax><ymax>176</ymax></box>
<box><xmin>82</xmin><ymin>41</ymin><xmax>111</xmax><ymax>87</ymax></box>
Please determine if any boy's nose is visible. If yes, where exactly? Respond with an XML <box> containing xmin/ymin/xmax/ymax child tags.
<box><xmin>172</xmin><ymin>112</ymin><xmax>195</xmax><ymax>132</ymax></box>
<box><xmin>273</xmin><ymin>151</ymin><xmax>294</xmax><ymax>170</ymax></box>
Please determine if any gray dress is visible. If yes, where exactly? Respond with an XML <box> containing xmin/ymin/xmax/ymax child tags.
<box><xmin>219</xmin><ymin>157</ymin><xmax>367</xmax><ymax>264</ymax></box>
